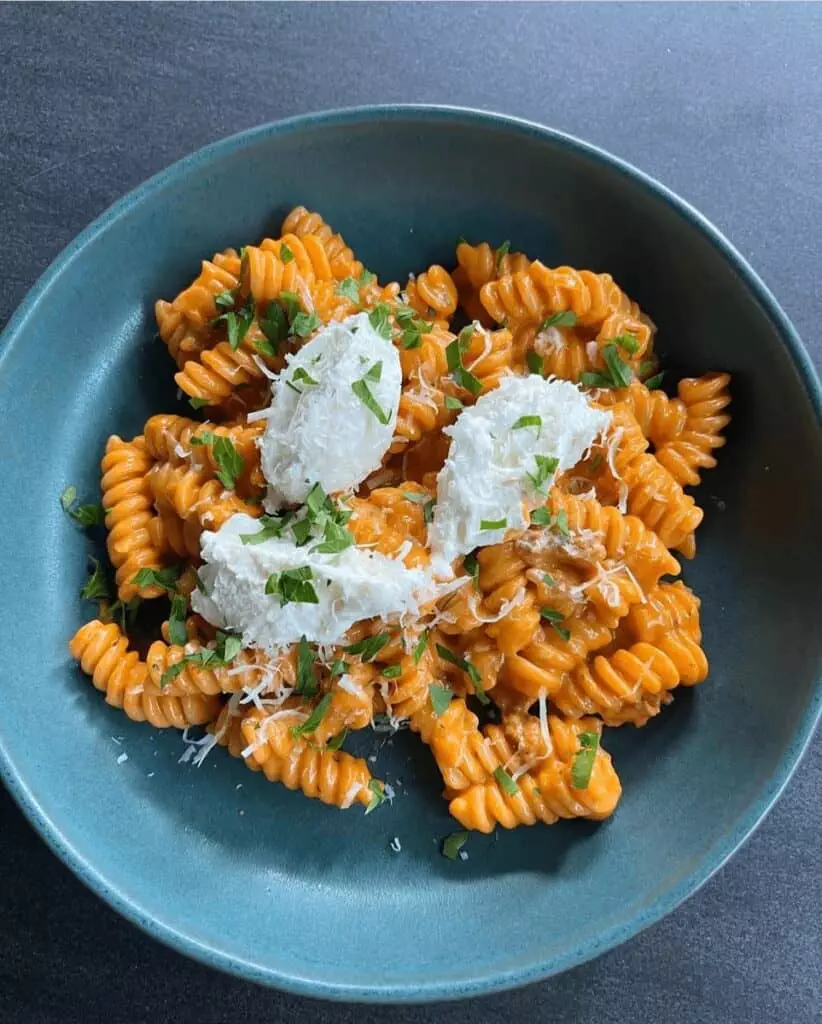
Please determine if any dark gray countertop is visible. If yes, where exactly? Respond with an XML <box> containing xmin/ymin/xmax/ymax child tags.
<box><xmin>1</xmin><ymin>4</ymin><xmax>820</xmax><ymax>1022</ymax></box>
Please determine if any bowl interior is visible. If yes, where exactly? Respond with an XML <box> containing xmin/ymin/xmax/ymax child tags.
<box><xmin>1</xmin><ymin>108</ymin><xmax>821</xmax><ymax>1000</ymax></box>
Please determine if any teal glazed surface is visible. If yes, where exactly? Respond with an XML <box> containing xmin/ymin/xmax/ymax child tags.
<box><xmin>1</xmin><ymin>106</ymin><xmax>821</xmax><ymax>1003</ymax></box>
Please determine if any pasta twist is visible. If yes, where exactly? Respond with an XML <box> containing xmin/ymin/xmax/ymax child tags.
<box><xmin>476</xmin><ymin>542</ymin><xmax>541</xmax><ymax>655</ymax></box>
<box><xmin>458</xmin><ymin>324</ymin><xmax>516</xmax><ymax>392</ymax></box>
<box><xmin>480</xmin><ymin>261</ymin><xmax>633</xmax><ymax>330</ymax></box>
<box><xmin>512</xmin><ymin>322</ymin><xmax>597</xmax><ymax>382</ymax></box>
<box><xmin>500</xmin><ymin>614</ymin><xmax>612</xmax><ymax>700</ymax></box>
<box><xmin>69</xmin><ymin>621</ymin><xmax>219</xmax><ymax>728</ymax></box>
<box><xmin>260</xmin><ymin>234</ymin><xmax>334</xmax><ymax>285</ymax></box>
<box><xmin>455</xmin><ymin>241</ymin><xmax>531</xmax><ymax>292</ymax></box>
<box><xmin>145</xmin><ymin>640</ymin><xmax>271</xmax><ymax>697</ymax></box>
<box><xmin>155</xmin><ymin>300</ymin><xmax>211</xmax><ymax>370</ymax></box>
<box><xmin>595</xmin><ymin>381</ymin><xmax>688</xmax><ymax>449</ymax></box>
<box><xmin>240</xmin><ymin>706</ymin><xmax>376</xmax><ymax>809</ymax></box>
<box><xmin>240</xmin><ymin>245</ymin><xmax>312</xmax><ymax>310</ymax></box>
<box><xmin>280</xmin><ymin>206</ymin><xmax>364</xmax><ymax>280</ymax></box>
<box><xmin>448</xmin><ymin>716</ymin><xmax>621</xmax><ymax>831</ymax></box>
<box><xmin>655</xmin><ymin>373</ymin><xmax>731</xmax><ymax>487</ymax></box>
<box><xmin>404</xmin><ymin>265</ymin><xmax>459</xmax><ymax>323</ymax></box>
<box><xmin>169</xmin><ymin>250</ymin><xmax>241</xmax><ymax>327</ymax></box>
<box><xmin>626</xmin><ymin>580</ymin><xmax>702</xmax><ymax>644</ymax></box>
<box><xmin>347</xmin><ymin>485</ymin><xmax>431</xmax><ymax>567</ymax></box>
<box><xmin>620</xmin><ymin>453</ymin><xmax>703</xmax><ymax>557</ymax></box>
<box><xmin>147</xmin><ymin>512</ymin><xmax>202</xmax><ymax>559</ymax></box>
<box><xmin>101</xmin><ymin>435</ymin><xmax>166</xmax><ymax>601</ymax></box>
<box><xmin>210</xmin><ymin>703</ymin><xmax>261</xmax><ymax>768</ymax></box>
<box><xmin>148</xmin><ymin>461</ymin><xmax>261</xmax><ymax>533</ymax></box>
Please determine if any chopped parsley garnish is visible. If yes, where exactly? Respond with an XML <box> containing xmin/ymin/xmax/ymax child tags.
<box><xmin>493</xmin><ymin>766</ymin><xmax>519</xmax><ymax>796</ymax></box>
<box><xmin>158</xmin><ymin>630</ymin><xmax>242</xmax><ymax>687</ymax></box>
<box><xmin>540</xmin><ymin>310</ymin><xmax>578</xmax><ymax>329</ymax></box>
<box><xmin>645</xmin><ymin>371</ymin><xmax>665</xmax><ymax>390</ymax></box>
<box><xmin>329</xmin><ymin>659</ymin><xmax>347</xmax><ymax>677</ymax></box>
<box><xmin>352</xmin><ymin>364</ymin><xmax>391</xmax><ymax>425</ymax></box>
<box><xmin>529</xmin><ymin>506</ymin><xmax>569</xmax><ymax>536</ymax></box>
<box><xmin>168</xmin><ymin>593</ymin><xmax>188</xmax><ymax>646</ymax></box>
<box><xmin>539</xmin><ymin>607</ymin><xmax>564</xmax><ymax>624</ymax></box>
<box><xmin>580</xmin><ymin>343</ymin><xmax>633</xmax><ymax>390</ymax></box>
<box><xmin>528</xmin><ymin>454</ymin><xmax>559</xmax><ymax>493</ymax></box>
<box><xmin>190</xmin><ymin>431</ymin><xmax>244</xmax><ymax>490</ymax></box>
<box><xmin>480</xmin><ymin>518</ymin><xmax>506</xmax><ymax>531</ymax></box>
<box><xmin>278</xmin><ymin>290</ymin><xmax>302</xmax><ymax>323</ymax></box>
<box><xmin>554</xmin><ymin>509</ymin><xmax>570</xmax><ymax>537</ymax></box>
<box><xmin>444</xmin><ymin>395</ymin><xmax>464</xmax><ymax>410</ymax></box>
<box><xmin>526</xmin><ymin>350</ymin><xmax>545</xmax><ymax>377</ymax></box>
<box><xmin>571</xmin><ymin>731</ymin><xmax>599</xmax><ymax>789</ymax></box>
<box><xmin>445</xmin><ymin>339</ymin><xmax>483</xmax><ymax>397</ymax></box>
<box><xmin>530</xmin><ymin>507</ymin><xmax>551</xmax><ymax>526</ymax></box>
<box><xmin>395</xmin><ymin>304</ymin><xmax>434</xmax><ymax>349</ymax></box>
<box><xmin>291</xmin><ymin>693</ymin><xmax>332</xmax><ymax>737</ymax></box>
<box><xmin>512</xmin><ymin>415</ymin><xmax>542</xmax><ymax>433</ymax></box>
<box><xmin>253</xmin><ymin>335</ymin><xmax>278</xmax><ymax>359</ymax></box>
<box><xmin>240</xmin><ymin>513</ymin><xmax>292</xmax><ymax>544</ymax></box>
<box><xmin>543</xmin><ymin>572</ymin><xmax>556</xmax><ymax>586</ymax></box>
<box><xmin>259</xmin><ymin>301</ymin><xmax>289</xmax><ymax>350</ymax></box>
<box><xmin>554</xmin><ymin>625</ymin><xmax>571</xmax><ymax>642</ymax></box>
<box><xmin>189</xmin><ymin>396</ymin><xmax>209</xmax><ymax>410</ymax></box>
<box><xmin>335</xmin><ymin>277</ymin><xmax>361</xmax><ymax>304</ymax></box>
<box><xmin>346</xmin><ymin>632</ymin><xmax>390</xmax><ymax>663</ymax></box>
<box><xmin>429</xmin><ymin>683</ymin><xmax>453</xmax><ymax>717</ymax></box>
<box><xmin>435</xmin><ymin>644</ymin><xmax>489</xmax><ymax>704</ymax></box>
<box><xmin>368</xmin><ymin>303</ymin><xmax>392</xmax><ymax>340</ymax></box>
<box><xmin>313</xmin><ymin>518</ymin><xmax>354</xmax><ymax>554</ymax></box>
<box><xmin>296</xmin><ymin>636</ymin><xmax>318</xmax><ymax>697</ymax></box>
<box><xmin>423</xmin><ymin>499</ymin><xmax>435</xmax><ymax>524</ymax></box>
<box><xmin>80</xmin><ymin>558</ymin><xmax>110</xmax><ymax>602</ymax></box>
<box><xmin>288</xmin><ymin>367</ymin><xmax>319</xmax><ymax>394</ymax></box>
<box><xmin>291</xmin><ymin>310</ymin><xmax>321</xmax><ymax>338</ymax></box>
<box><xmin>280</xmin><ymin>242</ymin><xmax>295</xmax><ymax>263</ymax></box>
<box><xmin>495</xmin><ymin>240</ymin><xmax>511</xmax><ymax>270</ymax></box>
<box><xmin>463</xmin><ymin>552</ymin><xmax>480</xmax><ymax>591</ymax></box>
<box><xmin>381</xmin><ymin>664</ymin><xmax>403</xmax><ymax>679</ymax></box>
<box><xmin>412</xmin><ymin>629</ymin><xmax>429</xmax><ymax>664</ymax></box>
<box><xmin>441</xmin><ymin>831</ymin><xmax>469</xmax><ymax>860</ymax></box>
<box><xmin>131</xmin><ymin>564</ymin><xmax>183</xmax><ymax>593</ymax></box>
<box><xmin>364</xmin><ymin>779</ymin><xmax>386</xmax><ymax>814</ymax></box>
<box><xmin>60</xmin><ymin>486</ymin><xmax>105</xmax><ymax>527</ymax></box>
<box><xmin>613</xmin><ymin>333</ymin><xmax>640</xmax><ymax>354</ymax></box>
<box><xmin>357</xmin><ymin>269</ymin><xmax>376</xmax><ymax>287</ymax></box>
<box><xmin>214</xmin><ymin>289</ymin><xmax>235</xmax><ymax>309</ymax></box>
<box><xmin>265</xmin><ymin>566</ymin><xmax>319</xmax><ymax>605</ymax></box>
<box><xmin>213</xmin><ymin>295</ymin><xmax>255</xmax><ymax>351</ymax></box>
<box><xmin>326</xmin><ymin>728</ymin><xmax>349</xmax><ymax>751</ymax></box>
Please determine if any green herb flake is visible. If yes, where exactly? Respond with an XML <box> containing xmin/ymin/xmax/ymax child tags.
<box><xmin>313</xmin><ymin>518</ymin><xmax>354</xmax><ymax>555</ymax></box>
<box><xmin>530</xmin><ymin>507</ymin><xmax>552</xmax><ymax>526</ymax></box>
<box><xmin>279</xmin><ymin>290</ymin><xmax>302</xmax><ymax>323</ymax></box>
<box><xmin>280</xmin><ymin>242</ymin><xmax>295</xmax><ymax>264</ymax></box>
<box><xmin>444</xmin><ymin>395</ymin><xmax>464</xmax><ymax>410</ymax></box>
<box><xmin>368</xmin><ymin>303</ymin><xmax>392</xmax><ymax>340</ymax></box>
<box><xmin>528</xmin><ymin>454</ymin><xmax>560</xmax><ymax>493</ymax></box>
<box><xmin>357</xmin><ymin>269</ymin><xmax>376</xmax><ymax>287</ymax></box>
<box><xmin>291</xmin><ymin>693</ymin><xmax>332</xmax><ymax>737</ymax></box>
<box><xmin>275</xmin><ymin>566</ymin><xmax>319</xmax><ymax>605</ymax></box>
<box><xmin>346</xmin><ymin>633</ymin><xmax>390</xmax><ymax>663</ymax></box>
<box><xmin>554</xmin><ymin>509</ymin><xmax>570</xmax><ymax>537</ymax></box>
<box><xmin>189</xmin><ymin>396</ymin><xmax>209</xmax><ymax>410</ymax></box>
<box><xmin>329</xmin><ymin>659</ymin><xmax>347</xmax><ymax>677</ymax></box>
<box><xmin>412</xmin><ymin>629</ymin><xmax>429</xmax><ymax>664</ymax></box>
<box><xmin>252</xmin><ymin>335</ymin><xmax>278</xmax><ymax>359</ymax></box>
<box><xmin>381</xmin><ymin>664</ymin><xmax>403</xmax><ymax>679</ymax></box>
<box><xmin>429</xmin><ymin>683</ymin><xmax>453</xmax><ymax>718</ymax></box>
<box><xmin>553</xmin><ymin>625</ymin><xmax>571</xmax><ymax>642</ymax></box>
<box><xmin>259</xmin><ymin>301</ymin><xmax>289</xmax><ymax>349</ymax></box>
<box><xmin>296</xmin><ymin>637</ymin><xmax>318</xmax><ymax>697</ymax></box>
<box><xmin>540</xmin><ymin>310</ymin><xmax>578</xmax><ymax>329</ymax></box>
<box><xmin>131</xmin><ymin>564</ymin><xmax>182</xmax><ymax>593</ymax></box>
<box><xmin>291</xmin><ymin>311</ymin><xmax>321</xmax><ymax>338</ymax></box>
<box><xmin>80</xmin><ymin>558</ymin><xmax>110</xmax><ymax>602</ymax></box>
<box><xmin>463</xmin><ymin>552</ymin><xmax>480</xmax><ymax>591</ymax></box>
<box><xmin>512</xmin><ymin>415</ymin><xmax>542</xmax><ymax>433</ymax></box>
<box><xmin>526</xmin><ymin>350</ymin><xmax>545</xmax><ymax>377</ymax></box>
<box><xmin>645</xmin><ymin>371</ymin><xmax>665</xmax><ymax>390</ymax></box>
<box><xmin>290</xmin><ymin>367</ymin><xmax>319</xmax><ymax>392</ymax></box>
<box><xmin>335</xmin><ymin>277</ymin><xmax>361</xmax><ymax>303</ymax></box>
<box><xmin>401</xmin><ymin>491</ymin><xmax>428</xmax><ymax>505</ymax></box>
<box><xmin>210</xmin><ymin>434</ymin><xmax>245</xmax><ymax>490</ymax></box>
<box><xmin>494</xmin><ymin>766</ymin><xmax>519</xmax><ymax>796</ymax></box>
<box><xmin>325</xmin><ymin>728</ymin><xmax>349</xmax><ymax>751</ymax></box>
<box><xmin>445</xmin><ymin>339</ymin><xmax>483</xmax><ymax>397</ymax></box>
<box><xmin>571</xmin><ymin>731</ymin><xmax>600</xmax><ymax>789</ymax></box>
<box><xmin>435</xmin><ymin>644</ymin><xmax>489</xmax><ymax>704</ymax></box>
<box><xmin>543</xmin><ymin>572</ymin><xmax>556</xmax><ymax>587</ymax></box>
<box><xmin>480</xmin><ymin>518</ymin><xmax>507</xmax><ymax>531</ymax></box>
<box><xmin>60</xmin><ymin>486</ymin><xmax>105</xmax><ymax>527</ymax></box>
<box><xmin>214</xmin><ymin>289</ymin><xmax>236</xmax><ymax>309</ymax></box>
<box><xmin>423</xmin><ymin>499</ymin><xmax>435</xmax><ymax>525</ymax></box>
<box><xmin>364</xmin><ymin>779</ymin><xmax>386</xmax><ymax>814</ymax></box>
<box><xmin>168</xmin><ymin>593</ymin><xmax>189</xmax><ymax>646</ymax></box>
<box><xmin>613</xmin><ymin>333</ymin><xmax>640</xmax><ymax>354</ymax></box>
<box><xmin>240</xmin><ymin>513</ymin><xmax>291</xmax><ymax>545</ymax></box>
<box><xmin>441</xmin><ymin>831</ymin><xmax>469</xmax><ymax>860</ymax></box>
<box><xmin>540</xmin><ymin>607</ymin><xmax>564</xmax><ymax>624</ymax></box>
<box><xmin>352</xmin><ymin>376</ymin><xmax>391</xmax><ymax>425</ymax></box>
<box><xmin>495</xmin><ymin>240</ymin><xmax>511</xmax><ymax>270</ymax></box>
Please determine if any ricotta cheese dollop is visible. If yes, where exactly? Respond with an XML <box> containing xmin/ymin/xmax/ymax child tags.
<box><xmin>259</xmin><ymin>313</ymin><xmax>402</xmax><ymax>509</ymax></box>
<box><xmin>191</xmin><ymin>514</ymin><xmax>432</xmax><ymax>651</ymax></box>
<box><xmin>428</xmin><ymin>375</ymin><xmax>611</xmax><ymax>570</ymax></box>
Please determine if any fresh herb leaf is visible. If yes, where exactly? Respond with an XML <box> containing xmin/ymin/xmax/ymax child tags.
<box><xmin>401</xmin><ymin>491</ymin><xmax>429</xmax><ymax>505</ymax></box>
<box><xmin>357</xmin><ymin>269</ymin><xmax>376</xmax><ymax>287</ymax></box>
<box><xmin>423</xmin><ymin>499</ymin><xmax>435</xmax><ymax>524</ymax></box>
<box><xmin>368</xmin><ymin>303</ymin><xmax>392</xmax><ymax>340</ymax></box>
<box><xmin>346</xmin><ymin>633</ymin><xmax>390</xmax><ymax>663</ymax></box>
<box><xmin>554</xmin><ymin>509</ymin><xmax>570</xmax><ymax>537</ymax></box>
<box><xmin>512</xmin><ymin>415</ymin><xmax>542</xmax><ymax>433</ymax></box>
<box><xmin>335</xmin><ymin>277</ymin><xmax>361</xmax><ymax>304</ymax></box>
<box><xmin>326</xmin><ymin>728</ymin><xmax>349</xmax><ymax>751</ymax></box>
<box><xmin>60</xmin><ymin>486</ymin><xmax>105</xmax><ymax>527</ymax></box>
<box><xmin>541</xmin><ymin>310</ymin><xmax>578</xmax><ymax>329</ymax></box>
<box><xmin>441</xmin><ymin>831</ymin><xmax>469</xmax><ymax>860</ymax></box>
<box><xmin>272</xmin><ymin>566</ymin><xmax>319</xmax><ymax>605</ymax></box>
<box><xmin>530</xmin><ymin>507</ymin><xmax>551</xmax><ymax>526</ymax></box>
<box><xmin>364</xmin><ymin>360</ymin><xmax>383</xmax><ymax>382</ymax></box>
<box><xmin>291</xmin><ymin>693</ymin><xmax>332</xmax><ymax>737</ymax></box>
<box><xmin>292</xmin><ymin>311</ymin><xmax>321</xmax><ymax>338</ymax></box>
<box><xmin>540</xmin><ymin>607</ymin><xmax>564</xmax><ymax>624</ymax></box>
<box><xmin>571</xmin><ymin>731</ymin><xmax>599</xmax><ymax>789</ymax></box>
<box><xmin>312</xmin><ymin>518</ymin><xmax>354</xmax><ymax>554</ymax></box>
<box><xmin>131</xmin><ymin>565</ymin><xmax>182</xmax><ymax>593</ymax></box>
<box><xmin>480</xmin><ymin>518</ymin><xmax>507</xmax><ymax>531</ymax></box>
<box><xmin>168</xmin><ymin>593</ymin><xmax>188</xmax><ymax>646</ymax></box>
<box><xmin>289</xmin><ymin>515</ymin><xmax>313</xmax><ymax>547</ymax></box>
<box><xmin>645</xmin><ymin>371</ymin><xmax>665</xmax><ymax>390</ymax></box>
<box><xmin>214</xmin><ymin>289</ymin><xmax>236</xmax><ymax>309</ymax></box>
<box><xmin>526</xmin><ymin>350</ymin><xmax>545</xmax><ymax>377</ymax></box>
<box><xmin>279</xmin><ymin>290</ymin><xmax>302</xmax><ymax>323</ymax></box>
<box><xmin>210</xmin><ymin>435</ymin><xmax>245</xmax><ymax>490</ymax></box>
<box><xmin>579</xmin><ymin>371</ymin><xmax>613</xmax><ymax>389</ymax></box>
<box><xmin>429</xmin><ymin>683</ymin><xmax>453</xmax><ymax>717</ymax></box>
<box><xmin>494</xmin><ymin>765</ymin><xmax>519</xmax><ymax>796</ymax></box>
<box><xmin>412</xmin><ymin>629</ymin><xmax>429</xmax><ymax>664</ymax></box>
<box><xmin>435</xmin><ymin>644</ymin><xmax>489</xmax><ymax>704</ymax></box>
<box><xmin>240</xmin><ymin>513</ymin><xmax>290</xmax><ymax>545</ymax></box>
<box><xmin>159</xmin><ymin>630</ymin><xmax>241</xmax><ymax>687</ymax></box>
<box><xmin>352</xmin><ymin>376</ymin><xmax>390</xmax><ymax>425</ymax></box>
<box><xmin>189</xmin><ymin>396</ymin><xmax>209</xmax><ymax>410</ymax></box>
<box><xmin>280</xmin><ymin>242</ymin><xmax>294</xmax><ymax>263</ymax></box>
<box><xmin>553</xmin><ymin>625</ymin><xmax>571</xmax><ymax>641</ymax></box>
<box><xmin>543</xmin><ymin>572</ymin><xmax>556</xmax><ymax>586</ymax></box>
<box><xmin>381</xmin><ymin>664</ymin><xmax>403</xmax><ymax>679</ymax></box>
<box><xmin>495</xmin><ymin>240</ymin><xmax>511</xmax><ymax>270</ymax></box>
<box><xmin>602</xmin><ymin>344</ymin><xmax>633</xmax><ymax>388</ymax></box>
<box><xmin>329</xmin><ymin>659</ymin><xmax>347</xmax><ymax>677</ymax></box>
<box><xmin>259</xmin><ymin>301</ymin><xmax>289</xmax><ymax>349</ymax></box>
<box><xmin>214</xmin><ymin>631</ymin><xmax>242</xmax><ymax>663</ymax></box>
<box><xmin>253</xmin><ymin>335</ymin><xmax>278</xmax><ymax>359</ymax></box>
<box><xmin>296</xmin><ymin>637</ymin><xmax>318</xmax><ymax>697</ymax></box>
<box><xmin>364</xmin><ymin>779</ymin><xmax>386</xmax><ymax>814</ymax></box>
<box><xmin>291</xmin><ymin>367</ymin><xmax>319</xmax><ymax>392</ymax></box>
<box><xmin>80</xmin><ymin>558</ymin><xmax>110</xmax><ymax>602</ymax></box>
<box><xmin>463</xmin><ymin>552</ymin><xmax>480</xmax><ymax>591</ymax></box>
<box><xmin>223</xmin><ymin>310</ymin><xmax>253</xmax><ymax>351</ymax></box>
<box><xmin>528</xmin><ymin>454</ymin><xmax>559</xmax><ymax>493</ymax></box>
<box><xmin>445</xmin><ymin>339</ymin><xmax>483</xmax><ymax>397</ymax></box>
<box><xmin>613</xmin><ymin>333</ymin><xmax>640</xmax><ymax>354</ymax></box>
<box><xmin>444</xmin><ymin>395</ymin><xmax>464</xmax><ymax>410</ymax></box>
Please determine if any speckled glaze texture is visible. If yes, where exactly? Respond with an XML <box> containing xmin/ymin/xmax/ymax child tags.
<box><xmin>0</xmin><ymin>106</ymin><xmax>820</xmax><ymax>1002</ymax></box>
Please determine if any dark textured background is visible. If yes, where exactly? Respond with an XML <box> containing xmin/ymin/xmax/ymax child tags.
<box><xmin>1</xmin><ymin>3</ymin><xmax>820</xmax><ymax>1022</ymax></box>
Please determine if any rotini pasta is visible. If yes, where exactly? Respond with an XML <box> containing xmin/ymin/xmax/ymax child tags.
<box><xmin>66</xmin><ymin>209</ymin><xmax>729</xmax><ymax>847</ymax></box>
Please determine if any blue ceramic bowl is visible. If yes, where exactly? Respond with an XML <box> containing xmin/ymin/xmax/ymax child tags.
<box><xmin>1</xmin><ymin>106</ymin><xmax>821</xmax><ymax>1002</ymax></box>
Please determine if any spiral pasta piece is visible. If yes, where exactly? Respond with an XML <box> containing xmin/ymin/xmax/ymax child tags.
<box><xmin>101</xmin><ymin>435</ymin><xmax>166</xmax><ymax>601</ymax></box>
<box><xmin>480</xmin><ymin>261</ymin><xmax>633</xmax><ymax>330</ymax></box>
<box><xmin>240</xmin><ymin>706</ymin><xmax>376</xmax><ymax>809</ymax></box>
<box><xmin>167</xmin><ymin>249</ymin><xmax>241</xmax><ymax>328</ymax></box>
<box><xmin>404</xmin><ymin>265</ymin><xmax>459</xmax><ymax>324</ymax></box>
<box><xmin>260</xmin><ymin>233</ymin><xmax>334</xmax><ymax>285</ymax></box>
<box><xmin>500</xmin><ymin>614</ymin><xmax>612</xmax><ymax>700</ymax></box>
<box><xmin>448</xmin><ymin>716</ymin><xmax>621</xmax><ymax>831</ymax></box>
<box><xmin>626</xmin><ymin>580</ymin><xmax>702</xmax><ymax>644</ymax></box>
<box><xmin>474</xmin><ymin>542</ymin><xmax>541</xmax><ymax>655</ymax></box>
<box><xmin>455</xmin><ymin>241</ymin><xmax>531</xmax><ymax>292</ymax></box>
<box><xmin>145</xmin><ymin>640</ymin><xmax>271</xmax><ymax>697</ymax></box>
<box><xmin>155</xmin><ymin>300</ymin><xmax>212</xmax><ymax>370</ymax></box>
<box><xmin>69</xmin><ymin>621</ymin><xmax>219</xmax><ymax>728</ymax></box>
<box><xmin>655</xmin><ymin>373</ymin><xmax>732</xmax><ymax>487</ymax></box>
<box><xmin>620</xmin><ymin>453</ymin><xmax>703</xmax><ymax>556</ymax></box>
<box><xmin>148</xmin><ymin>461</ymin><xmax>261</xmax><ymax>533</ymax></box>
<box><xmin>458</xmin><ymin>324</ymin><xmax>515</xmax><ymax>392</ymax></box>
<box><xmin>512</xmin><ymin>322</ymin><xmax>598</xmax><ymax>383</ymax></box>
<box><xmin>281</xmin><ymin>206</ymin><xmax>364</xmax><ymax>280</ymax></box>
<box><xmin>596</xmin><ymin>381</ymin><xmax>688</xmax><ymax>449</ymax></box>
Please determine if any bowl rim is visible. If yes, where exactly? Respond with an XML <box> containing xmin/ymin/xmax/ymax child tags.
<box><xmin>1</xmin><ymin>103</ymin><xmax>821</xmax><ymax>1003</ymax></box>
